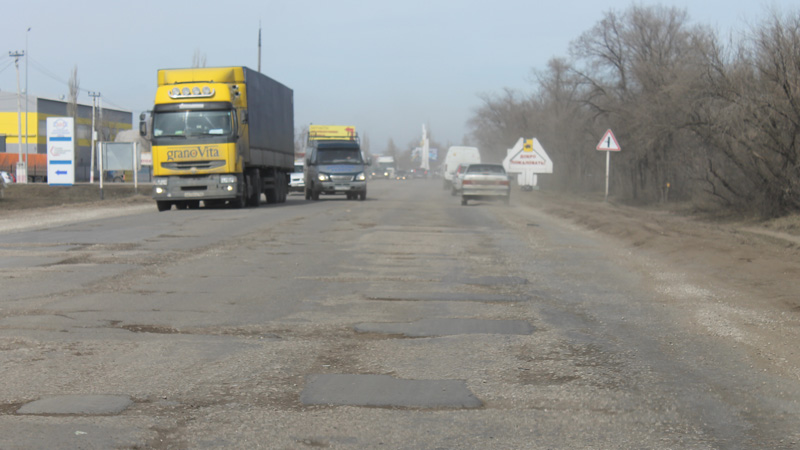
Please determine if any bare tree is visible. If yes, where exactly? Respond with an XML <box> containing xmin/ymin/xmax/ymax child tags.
<box><xmin>526</xmin><ymin>58</ymin><xmax>600</xmax><ymax>192</ymax></box>
<box><xmin>361</xmin><ymin>132</ymin><xmax>371</xmax><ymax>158</ymax></box>
<box><xmin>192</xmin><ymin>50</ymin><xmax>207</xmax><ymax>68</ymax></box>
<box><xmin>294</xmin><ymin>126</ymin><xmax>309</xmax><ymax>157</ymax></box>
<box><xmin>465</xmin><ymin>3</ymin><xmax>800</xmax><ymax>217</ymax></box>
<box><xmin>67</xmin><ymin>66</ymin><xmax>79</xmax><ymax>119</ymax></box>
<box><xmin>569</xmin><ymin>5</ymin><xmax>710</xmax><ymax>202</ymax></box>
<box><xmin>467</xmin><ymin>88</ymin><xmax>537</xmax><ymax>162</ymax></box>
<box><xmin>695</xmin><ymin>9</ymin><xmax>800</xmax><ymax>216</ymax></box>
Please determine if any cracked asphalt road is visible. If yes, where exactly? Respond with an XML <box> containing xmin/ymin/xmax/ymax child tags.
<box><xmin>1</xmin><ymin>180</ymin><xmax>799</xmax><ymax>449</ymax></box>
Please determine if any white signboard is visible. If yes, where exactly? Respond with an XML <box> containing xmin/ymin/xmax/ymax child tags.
<box><xmin>103</xmin><ymin>142</ymin><xmax>135</xmax><ymax>171</ymax></box>
<box><xmin>503</xmin><ymin>138</ymin><xmax>553</xmax><ymax>188</ymax></box>
<box><xmin>46</xmin><ymin>117</ymin><xmax>75</xmax><ymax>186</ymax></box>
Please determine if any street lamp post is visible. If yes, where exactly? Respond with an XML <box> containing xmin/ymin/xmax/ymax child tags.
<box><xmin>9</xmin><ymin>50</ymin><xmax>26</xmax><ymax>184</ymax></box>
<box><xmin>89</xmin><ymin>91</ymin><xmax>101</xmax><ymax>183</ymax></box>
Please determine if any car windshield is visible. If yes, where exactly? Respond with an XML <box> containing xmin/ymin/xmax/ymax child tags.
<box><xmin>317</xmin><ymin>148</ymin><xmax>362</xmax><ymax>164</ymax></box>
<box><xmin>467</xmin><ymin>165</ymin><xmax>505</xmax><ymax>174</ymax></box>
<box><xmin>153</xmin><ymin>110</ymin><xmax>233</xmax><ymax>137</ymax></box>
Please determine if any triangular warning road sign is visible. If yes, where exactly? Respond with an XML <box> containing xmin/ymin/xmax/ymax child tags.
<box><xmin>596</xmin><ymin>129</ymin><xmax>621</xmax><ymax>151</ymax></box>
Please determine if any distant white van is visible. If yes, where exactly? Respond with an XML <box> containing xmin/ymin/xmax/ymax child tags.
<box><xmin>442</xmin><ymin>146</ymin><xmax>481</xmax><ymax>189</ymax></box>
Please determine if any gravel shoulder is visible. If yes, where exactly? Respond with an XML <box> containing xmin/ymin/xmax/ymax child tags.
<box><xmin>516</xmin><ymin>190</ymin><xmax>800</xmax><ymax>381</ymax></box>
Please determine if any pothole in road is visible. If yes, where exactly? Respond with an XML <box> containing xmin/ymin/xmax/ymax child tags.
<box><xmin>365</xmin><ymin>292</ymin><xmax>529</xmax><ymax>303</ymax></box>
<box><xmin>121</xmin><ymin>324</ymin><xmax>181</xmax><ymax>334</ymax></box>
<box><xmin>300</xmin><ymin>374</ymin><xmax>483</xmax><ymax>409</ymax></box>
<box><xmin>354</xmin><ymin>318</ymin><xmax>535</xmax><ymax>337</ymax></box>
<box><xmin>116</xmin><ymin>323</ymin><xmax>282</xmax><ymax>340</ymax></box>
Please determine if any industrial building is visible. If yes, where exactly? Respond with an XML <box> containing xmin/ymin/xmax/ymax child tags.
<box><xmin>0</xmin><ymin>92</ymin><xmax>132</xmax><ymax>181</ymax></box>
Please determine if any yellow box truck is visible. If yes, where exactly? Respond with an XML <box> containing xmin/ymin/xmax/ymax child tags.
<box><xmin>140</xmin><ymin>67</ymin><xmax>294</xmax><ymax>211</ymax></box>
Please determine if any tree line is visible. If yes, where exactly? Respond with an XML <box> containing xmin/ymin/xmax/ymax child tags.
<box><xmin>467</xmin><ymin>5</ymin><xmax>800</xmax><ymax>218</ymax></box>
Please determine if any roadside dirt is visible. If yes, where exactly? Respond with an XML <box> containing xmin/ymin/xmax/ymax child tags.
<box><xmin>2</xmin><ymin>182</ymin><xmax>800</xmax><ymax>380</ymax></box>
<box><xmin>0</xmin><ymin>183</ymin><xmax>152</xmax><ymax>210</ymax></box>
<box><xmin>517</xmin><ymin>190</ymin><xmax>800</xmax><ymax>381</ymax></box>
<box><xmin>0</xmin><ymin>183</ymin><xmax>153</xmax><ymax>233</ymax></box>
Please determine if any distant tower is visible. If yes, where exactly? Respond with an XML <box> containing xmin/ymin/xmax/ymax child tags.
<box><xmin>421</xmin><ymin>124</ymin><xmax>430</xmax><ymax>171</ymax></box>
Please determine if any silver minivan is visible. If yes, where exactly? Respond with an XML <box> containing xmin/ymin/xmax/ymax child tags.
<box><xmin>305</xmin><ymin>140</ymin><xmax>370</xmax><ymax>201</ymax></box>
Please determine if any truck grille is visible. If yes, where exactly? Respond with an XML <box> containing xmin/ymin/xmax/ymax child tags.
<box><xmin>330</xmin><ymin>175</ymin><xmax>353</xmax><ymax>182</ymax></box>
<box><xmin>161</xmin><ymin>160</ymin><xmax>226</xmax><ymax>170</ymax></box>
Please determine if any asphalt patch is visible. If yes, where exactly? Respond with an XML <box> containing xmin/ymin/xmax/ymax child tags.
<box><xmin>301</xmin><ymin>374</ymin><xmax>483</xmax><ymax>409</ymax></box>
<box><xmin>443</xmin><ymin>275</ymin><xmax>529</xmax><ymax>286</ymax></box>
<box><xmin>17</xmin><ymin>395</ymin><xmax>133</xmax><ymax>415</ymax></box>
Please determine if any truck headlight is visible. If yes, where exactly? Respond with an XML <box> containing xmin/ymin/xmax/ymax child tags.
<box><xmin>220</xmin><ymin>175</ymin><xmax>237</xmax><ymax>184</ymax></box>
<box><xmin>318</xmin><ymin>174</ymin><xmax>330</xmax><ymax>182</ymax></box>
<box><xmin>355</xmin><ymin>172</ymin><xmax>366</xmax><ymax>181</ymax></box>
<box><xmin>153</xmin><ymin>177</ymin><xmax>168</xmax><ymax>186</ymax></box>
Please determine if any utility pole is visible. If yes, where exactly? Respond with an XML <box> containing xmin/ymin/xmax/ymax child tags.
<box><xmin>25</xmin><ymin>27</ymin><xmax>31</xmax><ymax>168</ymax></box>
<box><xmin>10</xmin><ymin>50</ymin><xmax>26</xmax><ymax>183</ymax></box>
<box><xmin>257</xmin><ymin>22</ymin><xmax>262</xmax><ymax>73</ymax></box>
<box><xmin>88</xmin><ymin>91</ymin><xmax>101</xmax><ymax>183</ymax></box>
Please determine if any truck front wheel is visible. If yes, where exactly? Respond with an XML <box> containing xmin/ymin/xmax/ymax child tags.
<box><xmin>232</xmin><ymin>177</ymin><xmax>247</xmax><ymax>209</ymax></box>
<box><xmin>247</xmin><ymin>170</ymin><xmax>262</xmax><ymax>207</ymax></box>
<box><xmin>156</xmin><ymin>201</ymin><xmax>171</xmax><ymax>212</ymax></box>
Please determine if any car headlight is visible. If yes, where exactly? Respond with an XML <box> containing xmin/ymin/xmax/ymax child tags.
<box><xmin>318</xmin><ymin>173</ymin><xmax>330</xmax><ymax>182</ymax></box>
<box><xmin>355</xmin><ymin>172</ymin><xmax>366</xmax><ymax>181</ymax></box>
<box><xmin>153</xmin><ymin>177</ymin><xmax>169</xmax><ymax>186</ymax></box>
<box><xmin>220</xmin><ymin>175</ymin><xmax>237</xmax><ymax>184</ymax></box>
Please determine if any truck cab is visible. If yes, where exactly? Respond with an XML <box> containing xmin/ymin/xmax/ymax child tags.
<box><xmin>142</xmin><ymin>67</ymin><xmax>294</xmax><ymax>212</ymax></box>
<box><xmin>305</xmin><ymin>140</ymin><xmax>369</xmax><ymax>201</ymax></box>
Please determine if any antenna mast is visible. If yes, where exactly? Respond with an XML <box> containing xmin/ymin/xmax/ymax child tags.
<box><xmin>258</xmin><ymin>21</ymin><xmax>262</xmax><ymax>73</ymax></box>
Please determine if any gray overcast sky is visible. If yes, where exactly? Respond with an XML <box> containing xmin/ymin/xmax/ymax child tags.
<box><xmin>0</xmin><ymin>0</ymin><xmax>793</xmax><ymax>152</ymax></box>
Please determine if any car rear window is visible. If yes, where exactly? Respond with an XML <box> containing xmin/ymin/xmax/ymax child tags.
<box><xmin>467</xmin><ymin>165</ymin><xmax>505</xmax><ymax>174</ymax></box>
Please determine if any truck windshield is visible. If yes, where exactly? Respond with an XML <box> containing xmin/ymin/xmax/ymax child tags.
<box><xmin>153</xmin><ymin>110</ymin><xmax>233</xmax><ymax>138</ymax></box>
<box><xmin>317</xmin><ymin>148</ymin><xmax>362</xmax><ymax>164</ymax></box>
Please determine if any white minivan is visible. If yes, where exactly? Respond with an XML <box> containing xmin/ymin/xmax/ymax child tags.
<box><xmin>442</xmin><ymin>146</ymin><xmax>481</xmax><ymax>189</ymax></box>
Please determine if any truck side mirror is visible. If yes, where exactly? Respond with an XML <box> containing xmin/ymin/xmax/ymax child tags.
<box><xmin>139</xmin><ymin>120</ymin><xmax>147</xmax><ymax>137</ymax></box>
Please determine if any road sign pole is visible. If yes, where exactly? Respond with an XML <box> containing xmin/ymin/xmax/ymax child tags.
<box><xmin>604</xmin><ymin>150</ymin><xmax>610</xmax><ymax>201</ymax></box>
<box><xmin>596</xmin><ymin>129</ymin><xmax>620</xmax><ymax>202</ymax></box>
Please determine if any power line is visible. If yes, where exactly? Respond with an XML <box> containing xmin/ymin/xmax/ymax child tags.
<box><xmin>25</xmin><ymin>56</ymin><xmax>132</xmax><ymax>111</ymax></box>
<box><xmin>0</xmin><ymin>59</ymin><xmax>15</xmax><ymax>75</ymax></box>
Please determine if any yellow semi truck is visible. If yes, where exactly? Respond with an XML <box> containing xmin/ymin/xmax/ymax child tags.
<box><xmin>140</xmin><ymin>67</ymin><xmax>294</xmax><ymax>211</ymax></box>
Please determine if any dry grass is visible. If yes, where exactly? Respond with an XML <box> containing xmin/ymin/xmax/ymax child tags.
<box><xmin>0</xmin><ymin>183</ymin><xmax>152</xmax><ymax>211</ymax></box>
